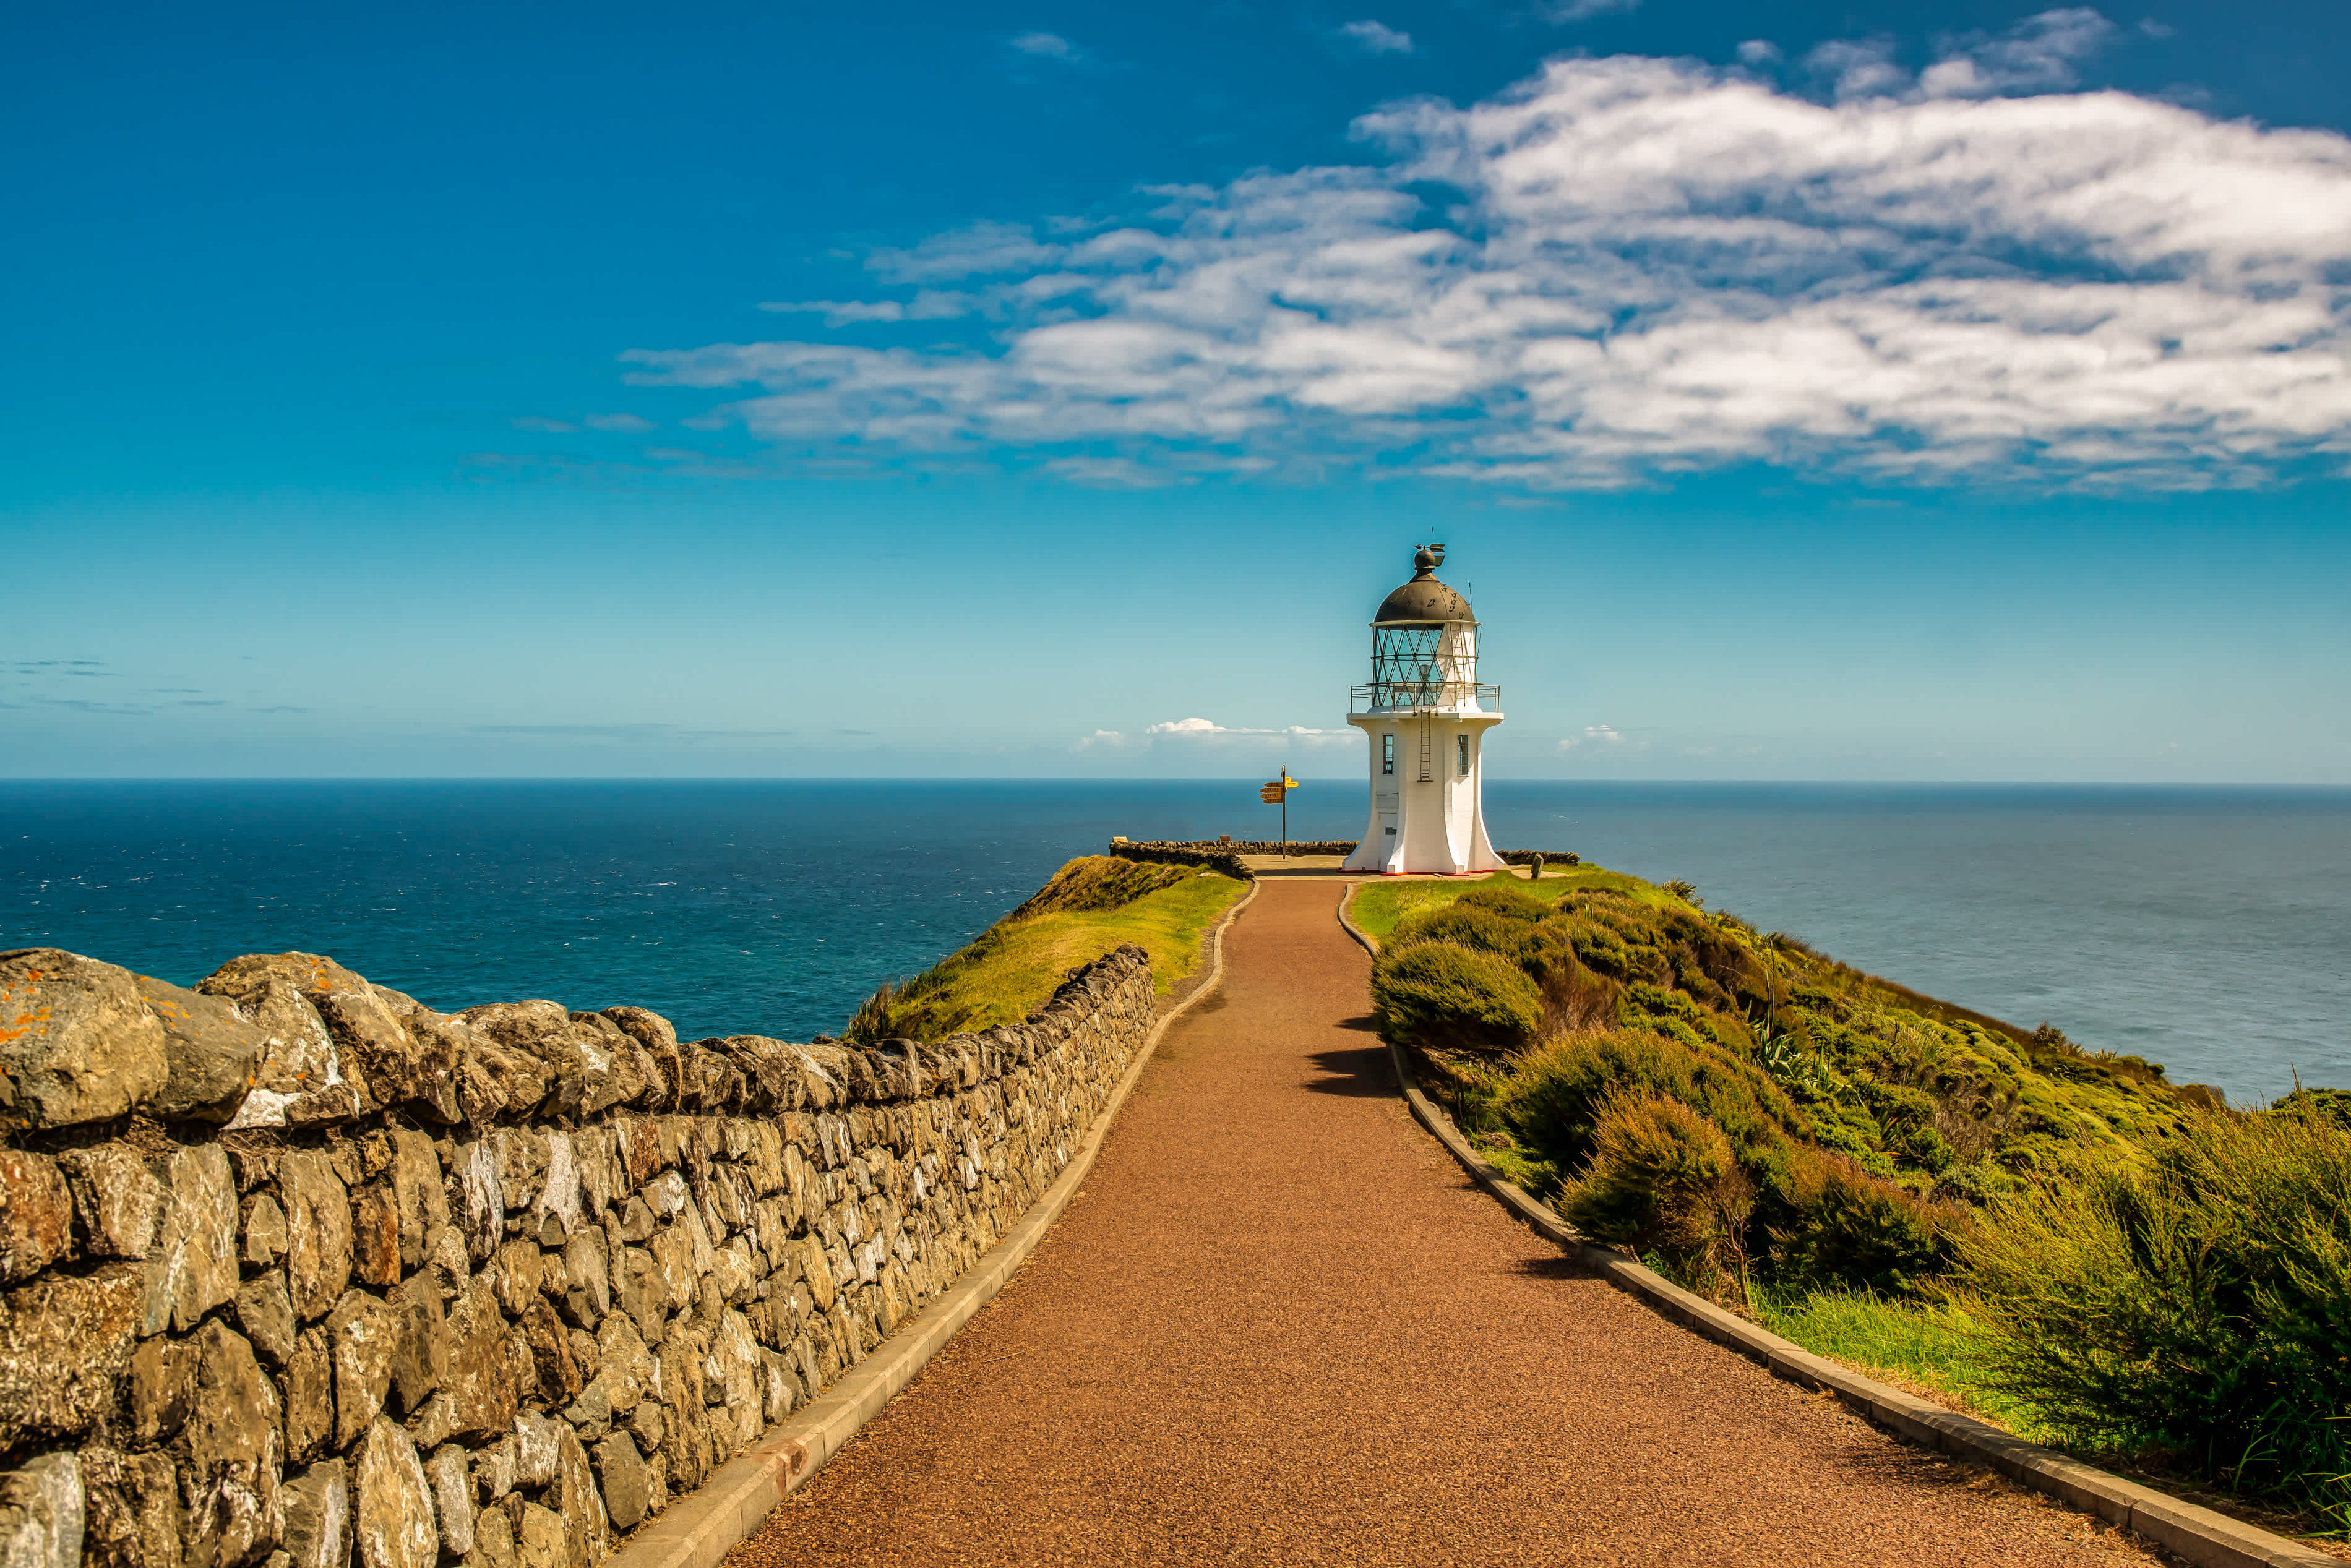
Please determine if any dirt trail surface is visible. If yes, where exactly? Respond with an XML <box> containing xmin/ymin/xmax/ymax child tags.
<box><xmin>730</xmin><ymin>881</ymin><xmax>2157</xmax><ymax>1567</ymax></box>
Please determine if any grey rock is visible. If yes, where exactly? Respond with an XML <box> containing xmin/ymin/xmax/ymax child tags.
<box><xmin>141</xmin><ymin>1144</ymin><xmax>238</xmax><ymax>1336</ymax></box>
<box><xmin>327</xmin><ymin>1292</ymin><xmax>400</xmax><ymax>1449</ymax></box>
<box><xmin>183</xmin><ymin>1321</ymin><xmax>285</xmax><ymax>1568</ymax></box>
<box><xmin>511</xmin><ymin>1506</ymin><xmax>561</xmax><ymax>1568</ymax></box>
<box><xmin>466</xmin><ymin>1507</ymin><xmax>513</xmax><ymax>1568</ymax></box>
<box><xmin>455</xmin><ymin>1142</ymin><xmax>502</xmax><ymax>1267</ymax></box>
<box><xmin>278</xmin><ymin>1463</ymin><xmax>349</xmax><ymax>1568</ymax></box>
<box><xmin>283</xmin><ymin>1327</ymin><xmax>334</xmax><ymax>1465</ymax></box>
<box><xmin>350</xmin><ymin>1420</ymin><xmax>436</xmax><ymax>1568</ymax></box>
<box><xmin>133</xmin><ymin>974</ymin><xmax>266</xmax><ymax>1122</ymax></box>
<box><xmin>387</xmin><ymin>1131</ymin><xmax>447</xmax><ymax>1271</ymax></box>
<box><xmin>197</xmin><ymin>956</ymin><xmax>392</xmax><ymax>1115</ymax></box>
<box><xmin>58</xmin><ymin>1144</ymin><xmax>165</xmax><ymax>1261</ymax></box>
<box><xmin>0</xmin><ymin>949</ymin><xmax>167</xmax><ymax>1131</ymax></box>
<box><xmin>470</xmin><ymin>1439</ymin><xmax>516</xmax><ymax>1506</ymax></box>
<box><xmin>0</xmin><ymin>1153</ymin><xmax>69</xmax><ymax>1285</ymax></box>
<box><xmin>551</xmin><ymin>1428</ymin><xmax>608</xmax><ymax>1568</ymax></box>
<box><xmin>234</xmin><ymin>1270</ymin><xmax>297</xmax><ymax>1369</ymax></box>
<box><xmin>241</xmin><ymin>1194</ymin><xmax>288</xmax><ymax>1268</ymax></box>
<box><xmin>385</xmin><ymin>1274</ymin><xmax>446</xmax><ymax>1418</ymax></box>
<box><xmin>0</xmin><ymin>1262</ymin><xmax>143</xmax><ymax>1445</ymax></box>
<box><xmin>202</xmin><ymin>979</ymin><xmax>352</xmax><ymax>1128</ymax></box>
<box><xmin>485</xmin><ymin>1240</ymin><xmax>540</xmax><ymax>1319</ymax></box>
<box><xmin>424</xmin><ymin>1450</ymin><xmax>471</xmax><ymax>1559</ymax></box>
<box><xmin>434</xmin><ymin>1279</ymin><xmax>518</xmax><ymax>1442</ymax></box>
<box><xmin>624</xmin><ymin>1399</ymin><xmax>663</xmax><ymax>1456</ymax></box>
<box><xmin>0</xmin><ymin>1453</ymin><xmax>82</xmax><ymax>1568</ymax></box>
<box><xmin>512</xmin><ymin>1412</ymin><xmax>561</xmax><ymax>1489</ymax></box>
<box><xmin>591</xmin><ymin>1431</ymin><xmax>650</xmax><ymax>1533</ymax></box>
<box><xmin>278</xmin><ymin>1153</ymin><xmax>353</xmax><ymax>1322</ymax></box>
<box><xmin>707</xmin><ymin>1309</ymin><xmax>763</xmax><ymax>1454</ymax></box>
<box><xmin>600</xmin><ymin>1007</ymin><xmax>680</xmax><ymax>1107</ymax></box>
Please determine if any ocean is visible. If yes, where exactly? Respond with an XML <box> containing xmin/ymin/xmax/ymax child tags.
<box><xmin>3</xmin><ymin>779</ymin><xmax>2344</xmax><ymax>1103</ymax></box>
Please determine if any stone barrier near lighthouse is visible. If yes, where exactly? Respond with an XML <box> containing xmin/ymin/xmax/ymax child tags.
<box><xmin>0</xmin><ymin>941</ymin><xmax>1158</xmax><ymax>1568</ymax></box>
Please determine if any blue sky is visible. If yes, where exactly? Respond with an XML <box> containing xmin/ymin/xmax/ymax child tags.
<box><xmin>7</xmin><ymin>0</ymin><xmax>2350</xmax><ymax>781</ymax></box>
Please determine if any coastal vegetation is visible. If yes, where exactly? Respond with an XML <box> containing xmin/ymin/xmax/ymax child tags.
<box><xmin>1362</xmin><ymin>868</ymin><xmax>2351</xmax><ymax>1536</ymax></box>
<box><xmin>843</xmin><ymin>855</ymin><xmax>1247</xmax><ymax>1043</ymax></box>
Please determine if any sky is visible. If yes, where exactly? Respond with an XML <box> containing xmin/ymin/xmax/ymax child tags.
<box><xmin>6</xmin><ymin>0</ymin><xmax>2350</xmax><ymax>781</ymax></box>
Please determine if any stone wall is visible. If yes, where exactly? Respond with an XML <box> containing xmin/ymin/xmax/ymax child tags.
<box><xmin>1106</xmin><ymin>841</ymin><xmax>1360</xmax><ymax>878</ymax></box>
<box><xmin>1107</xmin><ymin>841</ymin><xmax>1580</xmax><ymax>876</ymax></box>
<box><xmin>0</xmin><ymin>941</ymin><xmax>1157</xmax><ymax>1568</ymax></box>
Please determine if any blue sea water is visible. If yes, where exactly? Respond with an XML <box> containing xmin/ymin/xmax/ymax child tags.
<box><xmin>2</xmin><ymin>780</ymin><xmax>2344</xmax><ymax>1103</ymax></box>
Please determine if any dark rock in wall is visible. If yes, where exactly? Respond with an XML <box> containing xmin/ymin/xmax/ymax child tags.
<box><xmin>132</xmin><ymin>975</ymin><xmax>266</xmax><ymax>1123</ymax></box>
<box><xmin>182</xmin><ymin>1321</ymin><xmax>284</xmax><ymax>1568</ymax></box>
<box><xmin>0</xmin><ymin>1264</ymin><xmax>143</xmax><ymax>1444</ymax></box>
<box><xmin>60</xmin><ymin>1144</ymin><xmax>165</xmax><ymax>1261</ymax></box>
<box><xmin>81</xmin><ymin>1447</ymin><xmax>182</xmax><ymax>1568</ymax></box>
<box><xmin>279</xmin><ymin>1153</ymin><xmax>353</xmax><ymax>1322</ymax></box>
<box><xmin>277</xmin><ymin>1461</ymin><xmax>348</xmax><ymax>1568</ymax></box>
<box><xmin>0</xmin><ymin>949</ymin><xmax>168</xmax><ymax>1131</ymax></box>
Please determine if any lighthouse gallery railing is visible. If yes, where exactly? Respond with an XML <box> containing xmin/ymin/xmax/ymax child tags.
<box><xmin>1351</xmin><ymin>681</ymin><xmax>1502</xmax><ymax>714</ymax></box>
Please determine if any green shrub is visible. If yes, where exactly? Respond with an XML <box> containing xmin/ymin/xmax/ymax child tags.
<box><xmin>1951</xmin><ymin>1107</ymin><xmax>2351</xmax><ymax>1527</ymax></box>
<box><xmin>1558</xmin><ymin>1090</ymin><xmax>1752</xmax><ymax>1287</ymax></box>
<box><xmin>1370</xmin><ymin>940</ymin><xmax>1543</xmax><ymax>1053</ymax></box>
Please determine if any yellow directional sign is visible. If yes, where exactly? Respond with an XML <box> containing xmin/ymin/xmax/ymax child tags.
<box><xmin>1260</xmin><ymin>784</ymin><xmax>1286</xmax><ymax>803</ymax></box>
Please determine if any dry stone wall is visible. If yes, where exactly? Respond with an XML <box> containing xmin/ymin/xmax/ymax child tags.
<box><xmin>0</xmin><ymin>942</ymin><xmax>1158</xmax><ymax>1568</ymax></box>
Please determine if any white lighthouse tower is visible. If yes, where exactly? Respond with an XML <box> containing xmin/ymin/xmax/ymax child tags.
<box><xmin>1342</xmin><ymin>545</ymin><xmax>1506</xmax><ymax>876</ymax></box>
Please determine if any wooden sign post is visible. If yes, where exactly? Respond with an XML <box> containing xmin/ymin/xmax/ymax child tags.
<box><xmin>1260</xmin><ymin>773</ymin><xmax>1297</xmax><ymax>854</ymax></box>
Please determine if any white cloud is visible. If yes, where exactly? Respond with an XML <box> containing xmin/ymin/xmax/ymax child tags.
<box><xmin>1073</xmin><ymin>729</ymin><xmax>1128</xmax><ymax>751</ymax></box>
<box><xmin>626</xmin><ymin>20</ymin><xmax>2351</xmax><ymax>491</ymax></box>
<box><xmin>583</xmin><ymin>412</ymin><xmax>655</xmax><ymax>432</ymax></box>
<box><xmin>1144</xmin><ymin>717</ymin><xmax>1352</xmax><ymax>743</ymax></box>
<box><xmin>1010</xmin><ymin>31</ymin><xmax>1083</xmax><ymax>63</ymax></box>
<box><xmin>1919</xmin><ymin>7</ymin><xmax>2115</xmax><ymax>99</ymax></box>
<box><xmin>1559</xmin><ymin>724</ymin><xmax>1632</xmax><ymax>751</ymax></box>
<box><xmin>1338</xmin><ymin>20</ymin><xmax>1414</xmax><ymax>55</ymax></box>
<box><xmin>1546</xmin><ymin>0</ymin><xmax>1641</xmax><ymax>20</ymax></box>
<box><xmin>1737</xmin><ymin>39</ymin><xmax>1782</xmax><ymax>67</ymax></box>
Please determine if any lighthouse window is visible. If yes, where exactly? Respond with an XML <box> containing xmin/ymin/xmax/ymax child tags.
<box><xmin>1381</xmin><ymin>734</ymin><xmax>1395</xmax><ymax>775</ymax></box>
<box><xmin>1456</xmin><ymin>735</ymin><xmax>1469</xmax><ymax>776</ymax></box>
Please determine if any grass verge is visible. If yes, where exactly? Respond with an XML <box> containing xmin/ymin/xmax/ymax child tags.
<box><xmin>844</xmin><ymin>857</ymin><xmax>1248</xmax><ymax>1042</ymax></box>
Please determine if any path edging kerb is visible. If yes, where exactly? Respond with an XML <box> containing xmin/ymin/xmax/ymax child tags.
<box><xmin>606</xmin><ymin>877</ymin><xmax>1261</xmax><ymax>1568</ymax></box>
<box><xmin>1334</xmin><ymin>884</ymin><xmax>2333</xmax><ymax>1568</ymax></box>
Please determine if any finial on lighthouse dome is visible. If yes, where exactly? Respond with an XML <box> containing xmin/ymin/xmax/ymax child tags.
<box><xmin>1374</xmin><ymin>542</ymin><xmax>1474</xmax><ymax>626</ymax></box>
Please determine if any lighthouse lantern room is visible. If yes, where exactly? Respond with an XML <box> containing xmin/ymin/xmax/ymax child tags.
<box><xmin>1341</xmin><ymin>545</ymin><xmax>1506</xmax><ymax>876</ymax></box>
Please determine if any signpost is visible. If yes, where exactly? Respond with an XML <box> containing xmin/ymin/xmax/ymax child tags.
<box><xmin>1260</xmin><ymin>772</ymin><xmax>1298</xmax><ymax>854</ymax></box>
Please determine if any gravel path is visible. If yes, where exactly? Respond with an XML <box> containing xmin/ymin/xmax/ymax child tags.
<box><xmin>731</xmin><ymin>880</ymin><xmax>2159</xmax><ymax>1567</ymax></box>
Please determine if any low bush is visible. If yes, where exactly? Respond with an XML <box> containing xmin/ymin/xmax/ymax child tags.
<box><xmin>1557</xmin><ymin>1090</ymin><xmax>1753</xmax><ymax>1290</ymax></box>
<box><xmin>1370</xmin><ymin>940</ymin><xmax>1543</xmax><ymax>1053</ymax></box>
<box><xmin>1951</xmin><ymin>1106</ymin><xmax>2351</xmax><ymax>1527</ymax></box>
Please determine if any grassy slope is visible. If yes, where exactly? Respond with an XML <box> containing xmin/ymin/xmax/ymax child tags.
<box><xmin>1351</xmin><ymin>862</ymin><xmax>2199</xmax><ymax>1449</ymax></box>
<box><xmin>843</xmin><ymin>857</ymin><xmax>1249</xmax><ymax>1042</ymax></box>
<box><xmin>1351</xmin><ymin>865</ymin><xmax>1656</xmax><ymax>940</ymax></box>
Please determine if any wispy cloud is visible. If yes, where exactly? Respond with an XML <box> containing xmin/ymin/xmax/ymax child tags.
<box><xmin>1337</xmin><ymin>19</ymin><xmax>1413</xmax><ymax>55</ymax></box>
<box><xmin>470</xmin><ymin>723</ymin><xmax>795</xmax><ymax>741</ymax></box>
<box><xmin>583</xmin><ymin>412</ymin><xmax>656</xmax><ymax>432</ymax></box>
<box><xmin>624</xmin><ymin>11</ymin><xmax>2351</xmax><ymax>492</ymax></box>
<box><xmin>1558</xmin><ymin>724</ymin><xmax>1635</xmax><ymax>752</ymax></box>
<box><xmin>1145</xmin><ymin>717</ymin><xmax>1352</xmax><ymax>743</ymax></box>
<box><xmin>1544</xmin><ymin>0</ymin><xmax>1641</xmax><ymax>20</ymax></box>
<box><xmin>1008</xmin><ymin>31</ymin><xmax>1085</xmax><ymax>64</ymax></box>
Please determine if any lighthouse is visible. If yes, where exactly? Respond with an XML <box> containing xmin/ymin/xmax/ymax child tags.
<box><xmin>1341</xmin><ymin>545</ymin><xmax>1506</xmax><ymax>876</ymax></box>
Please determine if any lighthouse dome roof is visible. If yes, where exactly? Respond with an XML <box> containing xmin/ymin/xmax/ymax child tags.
<box><xmin>1372</xmin><ymin>544</ymin><xmax>1473</xmax><ymax>625</ymax></box>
